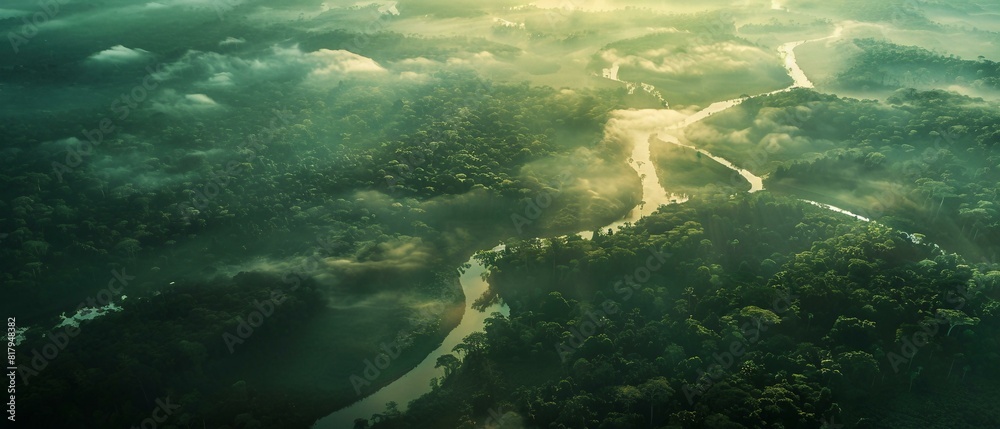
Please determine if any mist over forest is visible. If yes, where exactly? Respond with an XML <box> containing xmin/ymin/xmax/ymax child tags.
<box><xmin>2</xmin><ymin>1</ymin><xmax>999</xmax><ymax>428</ymax></box>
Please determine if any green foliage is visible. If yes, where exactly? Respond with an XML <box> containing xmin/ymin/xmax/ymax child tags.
<box><xmin>837</xmin><ymin>39</ymin><xmax>1000</xmax><ymax>91</ymax></box>
<box><xmin>689</xmin><ymin>88</ymin><xmax>1000</xmax><ymax>260</ymax></box>
<box><xmin>17</xmin><ymin>273</ymin><xmax>326</xmax><ymax>428</ymax></box>
<box><xmin>372</xmin><ymin>195</ymin><xmax>1000</xmax><ymax>429</ymax></box>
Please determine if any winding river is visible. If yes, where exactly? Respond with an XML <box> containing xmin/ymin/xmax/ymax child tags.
<box><xmin>314</xmin><ymin>247</ymin><xmax>509</xmax><ymax>428</ymax></box>
<box><xmin>315</xmin><ymin>23</ymin><xmax>852</xmax><ymax>428</ymax></box>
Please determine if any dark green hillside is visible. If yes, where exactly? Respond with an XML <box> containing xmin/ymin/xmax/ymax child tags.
<box><xmin>372</xmin><ymin>194</ymin><xmax>1000</xmax><ymax>429</ymax></box>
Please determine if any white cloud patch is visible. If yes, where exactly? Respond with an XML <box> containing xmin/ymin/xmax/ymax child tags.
<box><xmin>198</xmin><ymin>72</ymin><xmax>235</xmax><ymax>88</ymax></box>
<box><xmin>323</xmin><ymin>236</ymin><xmax>433</xmax><ymax>274</ymax></box>
<box><xmin>446</xmin><ymin>51</ymin><xmax>498</xmax><ymax>66</ymax></box>
<box><xmin>154</xmin><ymin>45</ymin><xmax>389</xmax><ymax>90</ymax></box>
<box><xmin>154</xmin><ymin>51</ymin><xmax>242</xmax><ymax>81</ymax></box>
<box><xmin>88</xmin><ymin>45</ymin><xmax>152</xmax><ymax>64</ymax></box>
<box><xmin>394</xmin><ymin>57</ymin><xmax>439</xmax><ymax>69</ymax></box>
<box><xmin>306</xmin><ymin>49</ymin><xmax>387</xmax><ymax>82</ymax></box>
<box><xmin>391</xmin><ymin>57</ymin><xmax>450</xmax><ymax>78</ymax></box>
<box><xmin>601</xmin><ymin>42</ymin><xmax>772</xmax><ymax>76</ymax></box>
<box><xmin>353</xmin><ymin>1</ymin><xmax>399</xmax><ymax>16</ymax></box>
<box><xmin>185</xmin><ymin>93</ymin><xmax>217</xmax><ymax>105</ymax></box>
<box><xmin>398</xmin><ymin>71</ymin><xmax>433</xmax><ymax>82</ymax></box>
<box><xmin>680</xmin><ymin>103</ymin><xmax>831</xmax><ymax>162</ymax></box>
<box><xmin>152</xmin><ymin>89</ymin><xmax>222</xmax><ymax>115</ymax></box>
<box><xmin>219</xmin><ymin>37</ymin><xmax>246</xmax><ymax>46</ymax></box>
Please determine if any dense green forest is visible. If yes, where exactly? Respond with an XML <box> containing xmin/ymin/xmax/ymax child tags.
<box><xmin>1</xmin><ymin>69</ymin><xmax>629</xmax><ymax>318</ymax></box>
<box><xmin>678</xmin><ymin>88</ymin><xmax>999</xmax><ymax>262</ymax></box>
<box><xmin>649</xmin><ymin>142</ymin><xmax>752</xmax><ymax>196</ymax></box>
<box><xmin>16</xmin><ymin>273</ymin><xmax>328</xmax><ymax>427</ymax></box>
<box><xmin>836</xmin><ymin>38</ymin><xmax>1000</xmax><ymax>91</ymax></box>
<box><xmin>3</xmin><ymin>0</ymin><xmax>1000</xmax><ymax>427</ymax></box>
<box><xmin>4</xmin><ymin>67</ymin><xmax>636</xmax><ymax>425</ymax></box>
<box><xmin>370</xmin><ymin>194</ymin><xmax>1000</xmax><ymax>429</ymax></box>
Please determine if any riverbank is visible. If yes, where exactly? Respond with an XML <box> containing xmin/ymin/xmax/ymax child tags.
<box><xmin>312</xmin><ymin>19</ymin><xmax>851</xmax><ymax>429</ymax></box>
<box><xmin>313</xmin><ymin>251</ymin><xmax>507</xmax><ymax>428</ymax></box>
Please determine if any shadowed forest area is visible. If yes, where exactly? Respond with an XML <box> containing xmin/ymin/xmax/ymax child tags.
<box><xmin>1</xmin><ymin>0</ymin><xmax>997</xmax><ymax>428</ymax></box>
